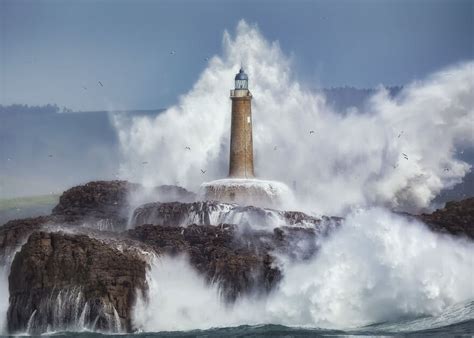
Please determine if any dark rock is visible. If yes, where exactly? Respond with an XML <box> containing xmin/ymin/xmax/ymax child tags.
<box><xmin>7</xmin><ymin>231</ymin><xmax>147</xmax><ymax>334</ymax></box>
<box><xmin>0</xmin><ymin>216</ymin><xmax>55</xmax><ymax>264</ymax></box>
<box><xmin>51</xmin><ymin>181</ymin><xmax>136</xmax><ymax>230</ymax></box>
<box><xmin>52</xmin><ymin>180</ymin><xmax>196</xmax><ymax>231</ymax></box>
<box><xmin>419</xmin><ymin>198</ymin><xmax>474</xmax><ymax>239</ymax></box>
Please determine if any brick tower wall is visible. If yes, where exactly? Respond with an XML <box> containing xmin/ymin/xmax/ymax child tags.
<box><xmin>229</xmin><ymin>94</ymin><xmax>254</xmax><ymax>178</ymax></box>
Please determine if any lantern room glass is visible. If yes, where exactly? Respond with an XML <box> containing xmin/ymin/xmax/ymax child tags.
<box><xmin>235</xmin><ymin>79</ymin><xmax>248</xmax><ymax>89</ymax></box>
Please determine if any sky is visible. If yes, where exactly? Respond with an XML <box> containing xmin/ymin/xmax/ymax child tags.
<box><xmin>0</xmin><ymin>0</ymin><xmax>473</xmax><ymax>111</ymax></box>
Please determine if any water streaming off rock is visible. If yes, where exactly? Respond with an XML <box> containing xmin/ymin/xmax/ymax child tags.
<box><xmin>13</xmin><ymin>288</ymin><xmax>123</xmax><ymax>335</ymax></box>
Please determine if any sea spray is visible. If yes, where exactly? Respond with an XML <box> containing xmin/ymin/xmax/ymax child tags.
<box><xmin>112</xmin><ymin>21</ymin><xmax>474</xmax><ymax>215</ymax></box>
<box><xmin>132</xmin><ymin>255</ymin><xmax>264</xmax><ymax>331</ymax></box>
<box><xmin>0</xmin><ymin>266</ymin><xmax>8</xmax><ymax>334</ymax></box>
<box><xmin>132</xmin><ymin>208</ymin><xmax>474</xmax><ymax>331</ymax></box>
<box><xmin>265</xmin><ymin>208</ymin><xmax>474</xmax><ymax>328</ymax></box>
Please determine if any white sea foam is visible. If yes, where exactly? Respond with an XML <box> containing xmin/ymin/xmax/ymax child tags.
<box><xmin>132</xmin><ymin>209</ymin><xmax>474</xmax><ymax>331</ymax></box>
<box><xmin>113</xmin><ymin>20</ymin><xmax>473</xmax><ymax>215</ymax></box>
<box><xmin>0</xmin><ymin>266</ymin><xmax>8</xmax><ymax>334</ymax></box>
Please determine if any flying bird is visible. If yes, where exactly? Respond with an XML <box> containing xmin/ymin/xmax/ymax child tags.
<box><xmin>48</xmin><ymin>154</ymin><xmax>53</xmax><ymax>158</ymax></box>
<box><xmin>204</xmin><ymin>57</ymin><xmax>209</xmax><ymax>61</ymax></box>
<box><xmin>201</xmin><ymin>169</ymin><xmax>206</xmax><ymax>174</ymax></box>
<box><xmin>273</xmin><ymin>146</ymin><xmax>277</xmax><ymax>151</ymax></box>
<box><xmin>444</xmin><ymin>168</ymin><xmax>450</xmax><ymax>172</ymax></box>
<box><xmin>185</xmin><ymin>146</ymin><xmax>191</xmax><ymax>150</ymax></box>
<box><xmin>98</xmin><ymin>81</ymin><xmax>103</xmax><ymax>87</ymax></box>
<box><xmin>170</xmin><ymin>50</ymin><xmax>176</xmax><ymax>55</ymax></box>
<box><xmin>397</xmin><ymin>131</ymin><xmax>404</xmax><ymax>138</ymax></box>
<box><xmin>402</xmin><ymin>153</ymin><xmax>408</xmax><ymax>160</ymax></box>
<box><xmin>82</xmin><ymin>86</ymin><xmax>87</xmax><ymax>90</ymax></box>
<box><xmin>142</xmin><ymin>161</ymin><xmax>148</xmax><ymax>165</ymax></box>
<box><xmin>309</xmin><ymin>130</ymin><xmax>315</xmax><ymax>134</ymax></box>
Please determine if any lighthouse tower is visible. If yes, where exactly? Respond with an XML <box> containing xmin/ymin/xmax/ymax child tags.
<box><xmin>229</xmin><ymin>68</ymin><xmax>254</xmax><ymax>178</ymax></box>
<box><xmin>200</xmin><ymin>67</ymin><xmax>293</xmax><ymax>208</ymax></box>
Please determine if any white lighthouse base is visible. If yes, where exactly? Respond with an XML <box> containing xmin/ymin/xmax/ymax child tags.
<box><xmin>200</xmin><ymin>178</ymin><xmax>294</xmax><ymax>209</ymax></box>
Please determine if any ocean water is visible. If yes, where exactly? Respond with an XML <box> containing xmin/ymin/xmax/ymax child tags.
<box><xmin>31</xmin><ymin>321</ymin><xmax>474</xmax><ymax>337</ymax></box>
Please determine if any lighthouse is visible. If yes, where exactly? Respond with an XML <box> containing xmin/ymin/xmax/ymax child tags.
<box><xmin>229</xmin><ymin>68</ymin><xmax>254</xmax><ymax>178</ymax></box>
<box><xmin>200</xmin><ymin>67</ymin><xmax>293</xmax><ymax>208</ymax></box>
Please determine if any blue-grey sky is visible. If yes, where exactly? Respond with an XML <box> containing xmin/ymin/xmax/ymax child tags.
<box><xmin>1</xmin><ymin>0</ymin><xmax>472</xmax><ymax>111</ymax></box>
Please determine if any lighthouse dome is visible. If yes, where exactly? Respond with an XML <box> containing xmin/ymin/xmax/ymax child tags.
<box><xmin>235</xmin><ymin>68</ymin><xmax>248</xmax><ymax>81</ymax></box>
<box><xmin>234</xmin><ymin>68</ymin><xmax>248</xmax><ymax>89</ymax></box>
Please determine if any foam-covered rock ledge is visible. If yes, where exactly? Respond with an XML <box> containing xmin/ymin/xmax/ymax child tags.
<box><xmin>130</xmin><ymin>200</ymin><xmax>331</xmax><ymax>230</ymax></box>
<box><xmin>7</xmin><ymin>231</ymin><xmax>148</xmax><ymax>334</ymax></box>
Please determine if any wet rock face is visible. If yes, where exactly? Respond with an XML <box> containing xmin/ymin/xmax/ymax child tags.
<box><xmin>420</xmin><ymin>198</ymin><xmax>474</xmax><ymax>239</ymax></box>
<box><xmin>0</xmin><ymin>216</ymin><xmax>53</xmax><ymax>264</ymax></box>
<box><xmin>7</xmin><ymin>231</ymin><xmax>148</xmax><ymax>334</ymax></box>
<box><xmin>131</xmin><ymin>200</ymin><xmax>325</xmax><ymax>229</ymax></box>
<box><xmin>127</xmin><ymin>218</ymin><xmax>340</xmax><ymax>301</ymax></box>
<box><xmin>52</xmin><ymin>180</ymin><xmax>136</xmax><ymax>230</ymax></box>
<box><xmin>128</xmin><ymin>224</ymin><xmax>282</xmax><ymax>301</ymax></box>
<box><xmin>52</xmin><ymin>181</ymin><xmax>196</xmax><ymax>231</ymax></box>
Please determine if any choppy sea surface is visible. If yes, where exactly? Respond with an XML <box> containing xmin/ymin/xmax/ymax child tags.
<box><xmin>32</xmin><ymin>321</ymin><xmax>474</xmax><ymax>337</ymax></box>
<box><xmin>29</xmin><ymin>300</ymin><xmax>474</xmax><ymax>337</ymax></box>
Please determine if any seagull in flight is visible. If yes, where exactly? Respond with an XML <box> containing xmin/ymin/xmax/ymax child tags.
<box><xmin>200</xmin><ymin>169</ymin><xmax>206</xmax><ymax>174</ymax></box>
<box><xmin>142</xmin><ymin>161</ymin><xmax>148</xmax><ymax>165</ymax></box>
<box><xmin>273</xmin><ymin>146</ymin><xmax>277</xmax><ymax>151</ymax></box>
<box><xmin>170</xmin><ymin>50</ymin><xmax>176</xmax><ymax>55</ymax></box>
<box><xmin>185</xmin><ymin>146</ymin><xmax>191</xmax><ymax>150</ymax></box>
<box><xmin>82</xmin><ymin>86</ymin><xmax>87</xmax><ymax>90</ymax></box>
<box><xmin>98</xmin><ymin>81</ymin><xmax>103</xmax><ymax>87</ymax></box>
<box><xmin>48</xmin><ymin>154</ymin><xmax>53</xmax><ymax>158</ymax></box>
<box><xmin>402</xmin><ymin>153</ymin><xmax>408</xmax><ymax>160</ymax></box>
<box><xmin>309</xmin><ymin>130</ymin><xmax>315</xmax><ymax>135</ymax></box>
<box><xmin>397</xmin><ymin>131</ymin><xmax>404</xmax><ymax>138</ymax></box>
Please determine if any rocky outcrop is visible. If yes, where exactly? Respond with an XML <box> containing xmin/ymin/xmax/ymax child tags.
<box><xmin>1</xmin><ymin>180</ymin><xmax>472</xmax><ymax>335</ymax></box>
<box><xmin>51</xmin><ymin>180</ymin><xmax>196</xmax><ymax>231</ymax></box>
<box><xmin>7</xmin><ymin>231</ymin><xmax>148</xmax><ymax>334</ymax></box>
<box><xmin>51</xmin><ymin>181</ymin><xmax>137</xmax><ymax>230</ymax></box>
<box><xmin>419</xmin><ymin>198</ymin><xmax>474</xmax><ymax>239</ymax></box>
